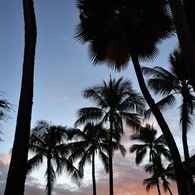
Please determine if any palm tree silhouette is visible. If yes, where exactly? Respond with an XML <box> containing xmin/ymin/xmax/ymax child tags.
<box><xmin>74</xmin><ymin>76</ymin><xmax>145</xmax><ymax>195</ymax></box>
<box><xmin>4</xmin><ymin>0</ymin><xmax>37</xmax><ymax>194</ymax></box>
<box><xmin>26</xmin><ymin>120</ymin><xmax>83</xmax><ymax>195</ymax></box>
<box><xmin>142</xmin><ymin>49</ymin><xmax>195</xmax><ymax>193</ymax></box>
<box><xmin>143</xmin><ymin>161</ymin><xmax>175</xmax><ymax>195</ymax></box>
<box><xmin>130</xmin><ymin>124</ymin><xmax>172</xmax><ymax>195</ymax></box>
<box><xmin>75</xmin><ymin>1</ymin><xmax>187</xmax><ymax>193</ymax></box>
<box><xmin>68</xmin><ymin>122</ymin><xmax>126</xmax><ymax>195</ymax></box>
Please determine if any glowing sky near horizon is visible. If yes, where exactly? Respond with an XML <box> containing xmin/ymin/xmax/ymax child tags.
<box><xmin>1</xmin><ymin>0</ymin><xmax>195</xmax><ymax>195</ymax></box>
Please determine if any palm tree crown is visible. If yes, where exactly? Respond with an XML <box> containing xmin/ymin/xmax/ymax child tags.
<box><xmin>75</xmin><ymin>0</ymin><xmax>173</xmax><ymax>69</ymax></box>
<box><xmin>143</xmin><ymin>161</ymin><xmax>175</xmax><ymax>195</ymax></box>
<box><xmin>27</xmin><ymin>120</ymin><xmax>83</xmax><ymax>195</ymax></box>
<box><xmin>130</xmin><ymin>124</ymin><xmax>172</xmax><ymax>165</ymax></box>
<box><xmin>130</xmin><ymin>124</ymin><xmax>172</xmax><ymax>195</ymax></box>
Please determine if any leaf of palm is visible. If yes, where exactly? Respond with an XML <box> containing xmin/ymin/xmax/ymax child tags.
<box><xmin>59</xmin><ymin>156</ymin><xmax>83</xmax><ymax>186</ymax></box>
<box><xmin>78</xmin><ymin>148</ymin><xmax>93</xmax><ymax>172</ymax></box>
<box><xmin>144</xmin><ymin>94</ymin><xmax>176</xmax><ymax>119</ymax></box>
<box><xmin>120</xmin><ymin>112</ymin><xmax>141</xmax><ymax>131</ymax></box>
<box><xmin>75</xmin><ymin>107</ymin><xmax>104</xmax><ymax>126</ymax></box>
<box><xmin>130</xmin><ymin>144</ymin><xmax>147</xmax><ymax>165</ymax></box>
<box><xmin>82</xmin><ymin>87</ymin><xmax>108</xmax><ymax>108</ymax></box>
<box><xmin>142</xmin><ymin>66</ymin><xmax>179</xmax><ymax>95</ymax></box>
<box><xmin>98</xmin><ymin>150</ymin><xmax>109</xmax><ymax>173</ymax></box>
<box><xmin>143</xmin><ymin>176</ymin><xmax>158</xmax><ymax>192</ymax></box>
<box><xmin>26</xmin><ymin>153</ymin><xmax>43</xmax><ymax>174</ymax></box>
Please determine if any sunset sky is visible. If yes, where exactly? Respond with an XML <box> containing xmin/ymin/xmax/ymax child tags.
<box><xmin>1</xmin><ymin>0</ymin><xmax>195</xmax><ymax>195</ymax></box>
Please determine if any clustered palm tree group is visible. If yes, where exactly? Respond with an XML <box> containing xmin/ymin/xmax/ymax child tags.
<box><xmin>3</xmin><ymin>0</ymin><xmax>195</xmax><ymax>195</ymax></box>
<box><xmin>26</xmin><ymin>76</ymin><xmax>176</xmax><ymax>195</ymax></box>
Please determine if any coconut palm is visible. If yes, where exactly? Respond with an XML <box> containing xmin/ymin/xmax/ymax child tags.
<box><xmin>142</xmin><ymin>49</ymin><xmax>195</xmax><ymax>193</ymax></box>
<box><xmin>68</xmin><ymin>122</ymin><xmax>126</xmax><ymax>195</ymax></box>
<box><xmin>75</xmin><ymin>1</ymin><xmax>187</xmax><ymax>193</ymax></box>
<box><xmin>4</xmin><ymin>0</ymin><xmax>37</xmax><ymax>194</ymax></box>
<box><xmin>168</xmin><ymin>0</ymin><xmax>195</xmax><ymax>91</ymax></box>
<box><xmin>26</xmin><ymin>120</ymin><xmax>83</xmax><ymax>195</ymax></box>
<box><xmin>75</xmin><ymin>76</ymin><xmax>145</xmax><ymax>195</ymax></box>
<box><xmin>144</xmin><ymin>161</ymin><xmax>175</xmax><ymax>195</ymax></box>
<box><xmin>144</xmin><ymin>157</ymin><xmax>176</xmax><ymax>195</ymax></box>
<box><xmin>130</xmin><ymin>124</ymin><xmax>172</xmax><ymax>195</ymax></box>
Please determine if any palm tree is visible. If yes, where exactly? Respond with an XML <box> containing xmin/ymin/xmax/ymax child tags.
<box><xmin>4</xmin><ymin>0</ymin><xmax>37</xmax><ymax>194</ymax></box>
<box><xmin>143</xmin><ymin>162</ymin><xmax>175</xmax><ymax>195</ymax></box>
<box><xmin>167</xmin><ymin>0</ymin><xmax>195</xmax><ymax>91</ymax></box>
<box><xmin>142</xmin><ymin>49</ymin><xmax>195</xmax><ymax>193</ymax></box>
<box><xmin>26</xmin><ymin>120</ymin><xmax>83</xmax><ymax>195</ymax></box>
<box><xmin>75</xmin><ymin>1</ymin><xmax>187</xmax><ymax>193</ymax></box>
<box><xmin>74</xmin><ymin>76</ymin><xmax>145</xmax><ymax>195</ymax></box>
<box><xmin>130</xmin><ymin>124</ymin><xmax>172</xmax><ymax>195</ymax></box>
<box><xmin>68</xmin><ymin>122</ymin><xmax>126</xmax><ymax>195</ymax></box>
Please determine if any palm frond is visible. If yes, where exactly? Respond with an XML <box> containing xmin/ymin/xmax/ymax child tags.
<box><xmin>75</xmin><ymin>107</ymin><xmax>104</xmax><ymax>126</ymax></box>
<box><xmin>26</xmin><ymin>154</ymin><xmax>43</xmax><ymax>174</ymax></box>
<box><xmin>98</xmin><ymin>150</ymin><xmax>109</xmax><ymax>173</ymax></box>
<box><xmin>144</xmin><ymin>94</ymin><xmax>176</xmax><ymax>119</ymax></box>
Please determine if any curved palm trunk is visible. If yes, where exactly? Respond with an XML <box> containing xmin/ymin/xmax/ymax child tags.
<box><xmin>92</xmin><ymin>149</ymin><xmax>97</xmax><ymax>195</ymax></box>
<box><xmin>168</xmin><ymin>0</ymin><xmax>195</xmax><ymax>91</ymax></box>
<box><xmin>109</xmin><ymin>115</ymin><xmax>114</xmax><ymax>195</ymax></box>
<box><xmin>4</xmin><ymin>0</ymin><xmax>37</xmax><ymax>194</ymax></box>
<box><xmin>131</xmin><ymin>52</ymin><xmax>188</xmax><ymax>195</ymax></box>
<box><xmin>151</xmin><ymin>152</ymin><xmax>161</xmax><ymax>195</ymax></box>
<box><xmin>165</xmin><ymin>180</ymin><xmax>173</xmax><ymax>195</ymax></box>
<box><xmin>47</xmin><ymin>157</ymin><xmax>52</xmax><ymax>195</ymax></box>
<box><xmin>182</xmin><ymin>97</ymin><xmax>195</xmax><ymax>194</ymax></box>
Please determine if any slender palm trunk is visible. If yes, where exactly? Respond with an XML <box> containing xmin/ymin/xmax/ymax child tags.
<box><xmin>165</xmin><ymin>181</ymin><xmax>173</xmax><ymax>195</ymax></box>
<box><xmin>4</xmin><ymin>0</ymin><xmax>37</xmax><ymax>194</ymax></box>
<box><xmin>168</xmin><ymin>0</ymin><xmax>195</xmax><ymax>91</ymax></box>
<box><xmin>131</xmin><ymin>52</ymin><xmax>188</xmax><ymax>195</ymax></box>
<box><xmin>182</xmin><ymin>96</ymin><xmax>195</xmax><ymax>194</ymax></box>
<box><xmin>151</xmin><ymin>152</ymin><xmax>161</xmax><ymax>195</ymax></box>
<box><xmin>92</xmin><ymin>149</ymin><xmax>96</xmax><ymax>195</ymax></box>
<box><xmin>109</xmin><ymin>115</ymin><xmax>114</xmax><ymax>195</ymax></box>
<box><xmin>47</xmin><ymin>157</ymin><xmax>52</xmax><ymax>195</ymax></box>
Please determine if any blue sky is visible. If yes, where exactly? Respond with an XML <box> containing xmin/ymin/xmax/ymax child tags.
<box><xmin>0</xmin><ymin>0</ymin><xmax>194</xmax><ymax>195</ymax></box>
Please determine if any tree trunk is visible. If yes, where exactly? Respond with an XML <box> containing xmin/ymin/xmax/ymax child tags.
<box><xmin>131</xmin><ymin>52</ymin><xmax>188</xmax><ymax>195</ymax></box>
<box><xmin>151</xmin><ymin>152</ymin><xmax>161</xmax><ymax>195</ymax></box>
<box><xmin>47</xmin><ymin>157</ymin><xmax>52</xmax><ymax>195</ymax></box>
<box><xmin>168</xmin><ymin>0</ymin><xmax>195</xmax><ymax>91</ymax></box>
<box><xmin>92</xmin><ymin>150</ymin><xmax>96</xmax><ymax>195</ymax></box>
<box><xmin>109</xmin><ymin>116</ymin><xmax>114</xmax><ymax>195</ymax></box>
<box><xmin>182</xmin><ymin>96</ymin><xmax>195</xmax><ymax>194</ymax></box>
<box><xmin>4</xmin><ymin>0</ymin><xmax>37</xmax><ymax>194</ymax></box>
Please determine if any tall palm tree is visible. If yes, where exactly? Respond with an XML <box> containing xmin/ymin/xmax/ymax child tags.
<box><xmin>75</xmin><ymin>1</ymin><xmax>187</xmax><ymax>193</ymax></box>
<box><xmin>130</xmin><ymin>124</ymin><xmax>172</xmax><ymax>195</ymax></box>
<box><xmin>26</xmin><ymin>120</ymin><xmax>83</xmax><ymax>195</ymax></box>
<box><xmin>75</xmin><ymin>76</ymin><xmax>145</xmax><ymax>195</ymax></box>
<box><xmin>142</xmin><ymin>49</ymin><xmax>195</xmax><ymax>193</ymax></box>
<box><xmin>4</xmin><ymin>0</ymin><xmax>37</xmax><ymax>194</ymax></box>
<box><xmin>68</xmin><ymin>122</ymin><xmax>126</xmax><ymax>195</ymax></box>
